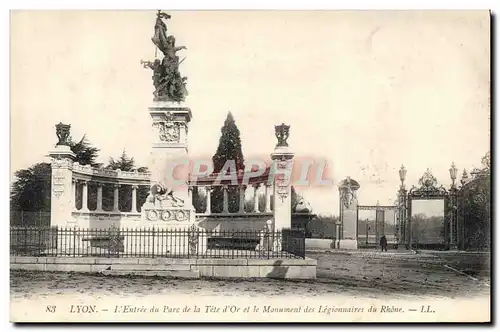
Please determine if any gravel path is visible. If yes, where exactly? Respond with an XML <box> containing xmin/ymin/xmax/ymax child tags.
<box><xmin>10</xmin><ymin>251</ymin><xmax>490</xmax><ymax>301</ymax></box>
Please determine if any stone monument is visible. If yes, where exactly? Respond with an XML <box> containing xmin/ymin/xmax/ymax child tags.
<box><xmin>140</xmin><ymin>11</ymin><xmax>196</xmax><ymax>228</ymax></box>
<box><xmin>337</xmin><ymin>177</ymin><xmax>360</xmax><ymax>249</ymax></box>
<box><xmin>271</xmin><ymin>123</ymin><xmax>295</xmax><ymax>231</ymax></box>
<box><xmin>48</xmin><ymin>123</ymin><xmax>76</xmax><ymax>228</ymax></box>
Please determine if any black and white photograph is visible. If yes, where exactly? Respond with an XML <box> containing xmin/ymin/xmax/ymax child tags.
<box><xmin>8</xmin><ymin>9</ymin><xmax>491</xmax><ymax>323</ymax></box>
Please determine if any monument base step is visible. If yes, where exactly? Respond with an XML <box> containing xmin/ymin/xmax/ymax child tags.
<box><xmin>338</xmin><ymin>239</ymin><xmax>358</xmax><ymax>250</ymax></box>
<box><xmin>101</xmin><ymin>269</ymin><xmax>200</xmax><ymax>278</ymax></box>
<box><xmin>106</xmin><ymin>264</ymin><xmax>192</xmax><ymax>271</ymax></box>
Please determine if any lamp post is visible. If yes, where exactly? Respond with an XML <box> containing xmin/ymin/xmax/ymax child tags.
<box><xmin>398</xmin><ymin>165</ymin><xmax>407</xmax><ymax>249</ymax></box>
<box><xmin>399</xmin><ymin>165</ymin><xmax>407</xmax><ymax>190</ymax></box>
<box><xmin>448</xmin><ymin>162</ymin><xmax>458</xmax><ymax>249</ymax></box>
<box><xmin>449</xmin><ymin>162</ymin><xmax>458</xmax><ymax>189</ymax></box>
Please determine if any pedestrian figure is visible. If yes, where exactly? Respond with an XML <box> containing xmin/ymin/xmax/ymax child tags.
<box><xmin>380</xmin><ymin>235</ymin><xmax>388</xmax><ymax>252</ymax></box>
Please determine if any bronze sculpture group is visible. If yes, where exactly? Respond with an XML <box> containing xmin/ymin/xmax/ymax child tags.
<box><xmin>142</xmin><ymin>11</ymin><xmax>188</xmax><ymax>102</ymax></box>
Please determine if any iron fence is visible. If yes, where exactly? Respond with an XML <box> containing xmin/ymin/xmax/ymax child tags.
<box><xmin>10</xmin><ymin>226</ymin><xmax>305</xmax><ymax>259</ymax></box>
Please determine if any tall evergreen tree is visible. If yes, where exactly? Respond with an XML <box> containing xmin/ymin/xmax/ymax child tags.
<box><xmin>211</xmin><ymin>112</ymin><xmax>245</xmax><ymax>213</ymax></box>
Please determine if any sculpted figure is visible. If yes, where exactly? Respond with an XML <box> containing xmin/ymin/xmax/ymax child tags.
<box><xmin>144</xmin><ymin>11</ymin><xmax>188</xmax><ymax>102</ymax></box>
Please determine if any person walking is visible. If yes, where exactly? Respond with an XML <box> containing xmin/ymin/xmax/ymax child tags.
<box><xmin>380</xmin><ymin>235</ymin><xmax>388</xmax><ymax>252</ymax></box>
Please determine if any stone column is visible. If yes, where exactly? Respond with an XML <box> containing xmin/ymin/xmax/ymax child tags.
<box><xmin>253</xmin><ymin>184</ymin><xmax>260</xmax><ymax>213</ymax></box>
<box><xmin>131</xmin><ymin>185</ymin><xmax>138</xmax><ymax>213</ymax></box>
<box><xmin>96</xmin><ymin>183</ymin><xmax>103</xmax><ymax>212</ymax></box>
<box><xmin>113</xmin><ymin>184</ymin><xmax>120</xmax><ymax>212</ymax></box>
<box><xmin>337</xmin><ymin>177</ymin><xmax>360</xmax><ymax>249</ymax></box>
<box><xmin>222</xmin><ymin>186</ymin><xmax>229</xmax><ymax>214</ymax></box>
<box><xmin>265</xmin><ymin>185</ymin><xmax>272</xmax><ymax>212</ymax></box>
<box><xmin>238</xmin><ymin>185</ymin><xmax>246</xmax><ymax>214</ymax></box>
<box><xmin>71</xmin><ymin>179</ymin><xmax>77</xmax><ymax>210</ymax></box>
<box><xmin>271</xmin><ymin>124</ymin><xmax>295</xmax><ymax>231</ymax></box>
<box><xmin>49</xmin><ymin>144</ymin><xmax>76</xmax><ymax>228</ymax></box>
<box><xmin>205</xmin><ymin>187</ymin><xmax>212</xmax><ymax>214</ymax></box>
<box><xmin>81</xmin><ymin>180</ymin><xmax>89</xmax><ymax>212</ymax></box>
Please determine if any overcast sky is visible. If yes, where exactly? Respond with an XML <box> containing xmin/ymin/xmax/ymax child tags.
<box><xmin>10</xmin><ymin>10</ymin><xmax>490</xmax><ymax>215</ymax></box>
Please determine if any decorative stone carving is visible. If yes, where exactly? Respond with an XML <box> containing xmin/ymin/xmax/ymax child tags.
<box><xmin>340</xmin><ymin>187</ymin><xmax>355</xmax><ymax>208</ymax></box>
<box><xmin>161</xmin><ymin>210</ymin><xmax>171</xmax><ymax>221</ymax></box>
<box><xmin>274</xmin><ymin>123</ymin><xmax>290</xmax><ymax>147</ymax></box>
<box><xmin>51</xmin><ymin>158</ymin><xmax>73</xmax><ymax>169</ymax></box>
<box><xmin>153</xmin><ymin>121</ymin><xmax>181</xmax><ymax>142</ymax></box>
<box><xmin>339</xmin><ymin>177</ymin><xmax>359</xmax><ymax>209</ymax></box>
<box><xmin>275</xmin><ymin>174</ymin><xmax>289</xmax><ymax>202</ymax></box>
<box><xmin>146</xmin><ymin>210</ymin><xmax>159</xmax><ymax>221</ymax></box>
<box><xmin>144</xmin><ymin>208</ymin><xmax>190</xmax><ymax>222</ymax></box>
<box><xmin>176</xmin><ymin>210</ymin><xmax>188</xmax><ymax>221</ymax></box>
<box><xmin>55</xmin><ymin>122</ymin><xmax>71</xmax><ymax>146</ymax></box>
<box><xmin>52</xmin><ymin>169</ymin><xmax>66</xmax><ymax>197</ymax></box>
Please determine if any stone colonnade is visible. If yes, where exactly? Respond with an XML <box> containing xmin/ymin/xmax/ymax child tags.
<box><xmin>72</xmin><ymin>180</ymin><xmax>144</xmax><ymax>214</ymax></box>
<box><xmin>189</xmin><ymin>184</ymin><xmax>273</xmax><ymax>214</ymax></box>
<box><xmin>71</xmin><ymin>180</ymin><xmax>275</xmax><ymax>215</ymax></box>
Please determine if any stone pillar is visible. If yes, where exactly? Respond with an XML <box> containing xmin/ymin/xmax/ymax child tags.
<box><xmin>49</xmin><ymin>144</ymin><xmax>76</xmax><ymax>228</ymax></box>
<box><xmin>271</xmin><ymin>124</ymin><xmax>295</xmax><ymax>231</ymax></box>
<box><xmin>113</xmin><ymin>184</ymin><xmax>120</xmax><ymax>212</ymax></box>
<box><xmin>139</xmin><ymin>100</ymin><xmax>197</xmax><ymax>227</ymax></box>
<box><xmin>253</xmin><ymin>184</ymin><xmax>260</xmax><ymax>213</ymax></box>
<box><xmin>96</xmin><ymin>183</ymin><xmax>103</xmax><ymax>212</ymax></box>
<box><xmin>238</xmin><ymin>185</ymin><xmax>246</xmax><ymax>214</ymax></box>
<box><xmin>147</xmin><ymin>102</ymin><xmax>193</xmax><ymax>206</ymax></box>
<box><xmin>222</xmin><ymin>186</ymin><xmax>229</xmax><ymax>214</ymax></box>
<box><xmin>205</xmin><ymin>187</ymin><xmax>212</xmax><ymax>214</ymax></box>
<box><xmin>81</xmin><ymin>180</ymin><xmax>89</xmax><ymax>212</ymax></box>
<box><xmin>131</xmin><ymin>185</ymin><xmax>138</xmax><ymax>213</ymax></box>
<box><xmin>265</xmin><ymin>185</ymin><xmax>272</xmax><ymax>212</ymax></box>
<box><xmin>338</xmin><ymin>177</ymin><xmax>360</xmax><ymax>249</ymax></box>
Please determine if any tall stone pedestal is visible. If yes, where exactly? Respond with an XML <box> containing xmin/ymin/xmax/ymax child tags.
<box><xmin>338</xmin><ymin>177</ymin><xmax>360</xmax><ymax>250</ymax></box>
<box><xmin>49</xmin><ymin>145</ymin><xmax>76</xmax><ymax>228</ymax></box>
<box><xmin>271</xmin><ymin>145</ymin><xmax>295</xmax><ymax>231</ymax></box>
<box><xmin>139</xmin><ymin>101</ymin><xmax>196</xmax><ymax>227</ymax></box>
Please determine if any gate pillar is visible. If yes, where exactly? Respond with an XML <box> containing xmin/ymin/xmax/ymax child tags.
<box><xmin>49</xmin><ymin>123</ymin><xmax>76</xmax><ymax>228</ymax></box>
<box><xmin>338</xmin><ymin>177</ymin><xmax>360</xmax><ymax>249</ymax></box>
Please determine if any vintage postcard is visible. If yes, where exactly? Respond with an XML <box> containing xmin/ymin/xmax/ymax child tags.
<box><xmin>9</xmin><ymin>10</ymin><xmax>491</xmax><ymax>323</ymax></box>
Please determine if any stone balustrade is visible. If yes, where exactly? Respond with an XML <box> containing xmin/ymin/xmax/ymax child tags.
<box><xmin>69</xmin><ymin>164</ymin><xmax>273</xmax><ymax>217</ymax></box>
<box><xmin>72</xmin><ymin>163</ymin><xmax>150</xmax><ymax>183</ymax></box>
<box><xmin>189</xmin><ymin>183</ymin><xmax>273</xmax><ymax>216</ymax></box>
